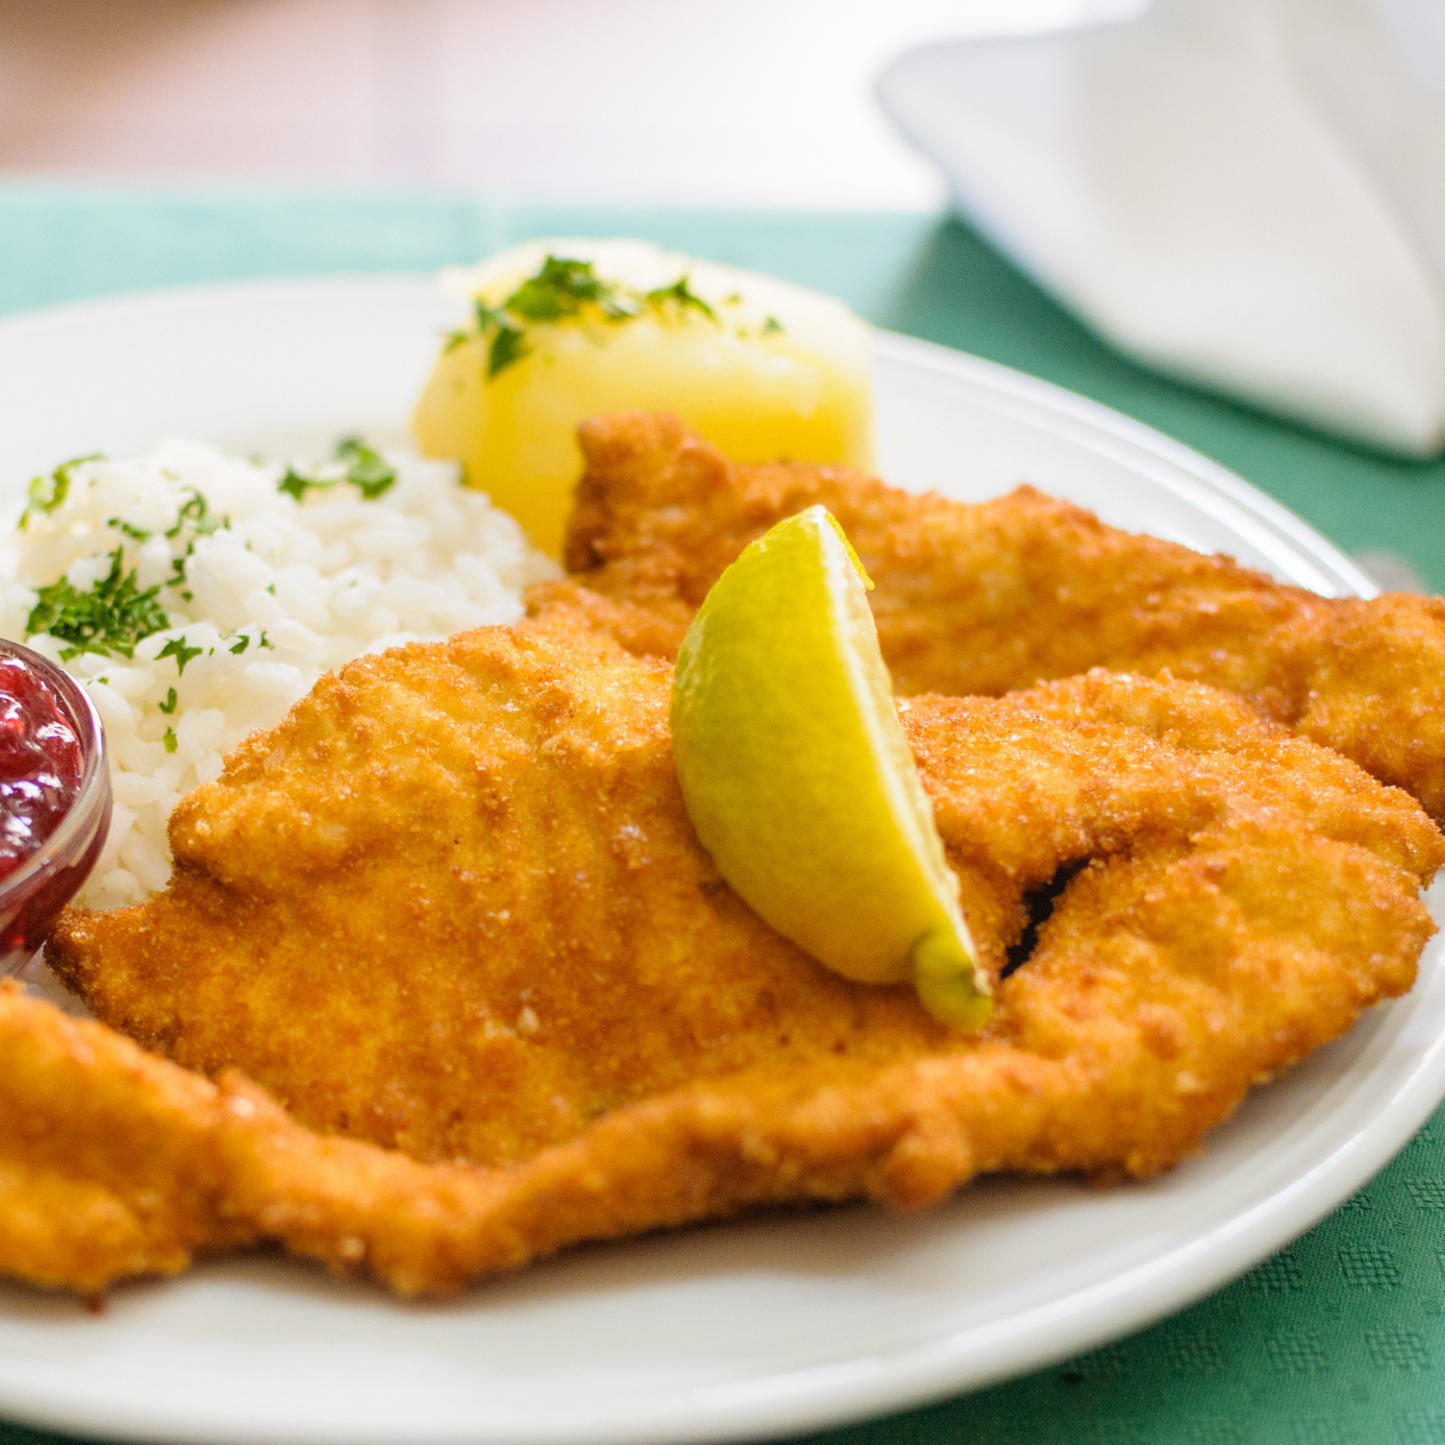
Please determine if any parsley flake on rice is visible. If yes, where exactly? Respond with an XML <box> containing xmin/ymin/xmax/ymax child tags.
<box><xmin>0</xmin><ymin>439</ymin><xmax>558</xmax><ymax>910</ymax></box>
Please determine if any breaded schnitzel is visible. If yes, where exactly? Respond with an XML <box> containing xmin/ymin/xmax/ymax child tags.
<box><xmin>556</xmin><ymin>414</ymin><xmax>1445</xmax><ymax>820</ymax></box>
<box><xmin>35</xmin><ymin>596</ymin><xmax>1439</xmax><ymax>1292</ymax></box>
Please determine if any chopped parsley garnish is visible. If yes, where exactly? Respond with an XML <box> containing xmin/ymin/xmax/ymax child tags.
<box><xmin>158</xmin><ymin>687</ymin><xmax>178</xmax><ymax>715</ymax></box>
<box><xmin>278</xmin><ymin>467</ymin><xmax>322</xmax><ymax>503</ymax></box>
<box><xmin>226</xmin><ymin>629</ymin><xmax>270</xmax><ymax>655</ymax></box>
<box><xmin>167</xmin><ymin>490</ymin><xmax>225</xmax><ymax>539</ymax></box>
<box><xmin>458</xmin><ymin>255</ymin><xmax>721</xmax><ymax>379</ymax></box>
<box><xmin>25</xmin><ymin>549</ymin><xmax>170</xmax><ymax>661</ymax></box>
<box><xmin>145</xmin><ymin>490</ymin><xmax>232</xmax><ymax>591</ymax></box>
<box><xmin>471</xmin><ymin>299</ymin><xmax>502</xmax><ymax>330</ymax></box>
<box><xmin>334</xmin><ymin>437</ymin><xmax>396</xmax><ymax>499</ymax></box>
<box><xmin>279</xmin><ymin>437</ymin><xmax>396</xmax><ymax>502</ymax></box>
<box><xmin>21</xmin><ymin>455</ymin><xmax>103</xmax><ymax>530</ymax></box>
<box><xmin>762</xmin><ymin>315</ymin><xmax>785</xmax><ymax>335</ymax></box>
<box><xmin>506</xmin><ymin>258</ymin><xmax>597</xmax><ymax>321</ymax></box>
<box><xmin>156</xmin><ymin>636</ymin><xmax>204</xmax><ymax>675</ymax></box>
<box><xmin>163</xmin><ymin>727</ymin><xmax>178</xmax><ymax>754</ymax></box>
<box><xmin>23</xmin><ymin>472</ymin><xmax>245</xmax><ymax>660</ymax></box>
<box><xmin>645</xmin><ymin>276</ymin><xmax>715</xmax><ymax>321</ymax></box>
<box><xmin>167</xmin><ymin>545</ymin><xmax>194</xmax><ymax>589</ymax></box>
<box><xmin>507</xmin><ymin>256</ymin><xmax>639</xmax><ymax>324</ymax></box>
<box><xmin>488</xmin><ymin>324</ymin><xmax>529</xmax><ymax>378</ymax></box>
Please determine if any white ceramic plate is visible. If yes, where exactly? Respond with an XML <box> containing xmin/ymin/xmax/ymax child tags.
<box><xmin>0</xmin><ymin>277</ymin><xmax>1439</xmax><ymax>1445</ymax></box>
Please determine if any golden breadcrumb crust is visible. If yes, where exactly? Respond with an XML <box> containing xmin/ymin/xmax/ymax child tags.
<box><xmin>22</xmin><ymin>600</ymin><xmax>1439</xmax><ymax>1295</ymax></box>
<box><xmin>558</xmin><ymin>412</ymin><xmax>1445</xmax><ymax>820</ymax></box>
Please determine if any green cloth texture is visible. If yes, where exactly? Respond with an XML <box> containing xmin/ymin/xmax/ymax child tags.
<box><xmin>0</xmin><ymin>184</ymin><xmax>1443</xmax><ymax>1445</ymax></box>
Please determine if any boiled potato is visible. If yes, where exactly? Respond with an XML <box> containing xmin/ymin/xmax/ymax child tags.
<box><xmin>411</xmin><ymin>239</ymin><xmax>874</xmax><ymax>555</ymax></box>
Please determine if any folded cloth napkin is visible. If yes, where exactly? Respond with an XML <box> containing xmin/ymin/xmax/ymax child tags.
<box><xmin>878</xmin><ymin>0</ymin><xmax>1445</xmax><ymax>456</ymax></box>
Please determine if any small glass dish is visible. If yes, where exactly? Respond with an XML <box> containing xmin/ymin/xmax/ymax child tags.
<box><xmin>0</xmin><ymin>639</ymin><xmax>110</xmax><ymax>978</ymax></box>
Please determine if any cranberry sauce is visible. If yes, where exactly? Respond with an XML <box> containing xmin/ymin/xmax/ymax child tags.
<box><xmin>0</xmin><ymin>643</ymin><xmax>109</xmax><ymax>977</ymax></box>
<box><xmin>0</xmin><ymin>655</ymin><xmax>84</xmax><ymax>879</ymax></box>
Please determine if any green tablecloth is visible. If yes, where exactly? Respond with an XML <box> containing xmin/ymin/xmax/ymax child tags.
<box><xmin>1</xmin><ymin>185</ymin><xmax>1443</xmax><ymax>1445</ymax></box>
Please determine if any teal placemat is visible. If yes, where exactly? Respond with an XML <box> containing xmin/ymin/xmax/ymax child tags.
<box><xmin>0</xmin><ymin>185</ymin><xmax>1442</xmax><ymax>1445</ymax></box>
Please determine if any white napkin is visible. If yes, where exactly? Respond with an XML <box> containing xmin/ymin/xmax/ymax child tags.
<box><xmin>877</xmin><ymin>0</ymin><xmax>1445</xmax><ymax>456</ymax></box>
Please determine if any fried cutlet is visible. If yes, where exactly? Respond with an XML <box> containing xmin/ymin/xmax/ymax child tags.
<box><xmin>553</xmin><ymin>413</ymin><xmax>1445</xmax><ymax>821</ymax></box>
<box><xmin>0</xmin><ymin>977</ymin><xmax>509</xmax><ymax>1295</ymax></box>
<box><xmin>36</xmin><ymin>596</ymin><xmax>1440</xmax><ymax>1284</ymax></box>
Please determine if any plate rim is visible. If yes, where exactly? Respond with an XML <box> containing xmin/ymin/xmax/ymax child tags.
<box><xmin>0</xmin><ymin>274</ymin><xmax>1437</xmax><ymax>1445</ymax></box>
<box><xmin>0</xmin><ymin>275</ymin><xmax>1377</xmax><ymax>605</ymax></box>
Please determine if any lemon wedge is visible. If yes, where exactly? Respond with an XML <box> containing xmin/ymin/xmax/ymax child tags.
<box><xmin>670</xmin><ymin>506</ymin><xmax>991</xmax><ymax>1029</ymax></box>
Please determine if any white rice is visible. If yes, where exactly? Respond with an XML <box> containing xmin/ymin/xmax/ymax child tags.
<box><xmin>0</xmin><ymin>439</ymin><xmax>558</xmax><ymax>911</ymax></box>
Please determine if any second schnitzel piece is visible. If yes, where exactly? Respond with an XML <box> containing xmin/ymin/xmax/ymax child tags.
<box><xmin>45</xmin><ymin>599</ymin><xmax>1443</xmax><ymax>1196</ymax></box>
<box><xmin>556</xmin><ymin>413</ymin><xmax>1445</xmax><ymax>820</ymax></box>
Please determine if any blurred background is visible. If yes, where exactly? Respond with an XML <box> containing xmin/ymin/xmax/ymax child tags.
<box><xmin>0</xmin><ymin>0</ymin><xmax>1143</xmax><ymax>207</ymax></box>
<box><xmin>0</xmin><ymin>0</ymin><xmax>1439</xmax><ymax>579</ymax></box>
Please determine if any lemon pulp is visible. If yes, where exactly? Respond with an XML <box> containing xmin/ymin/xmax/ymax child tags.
<box><xmin>670</xmin><ymin>506</ymin><xmax>990</xmax><ymax>1029</ymax></box>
